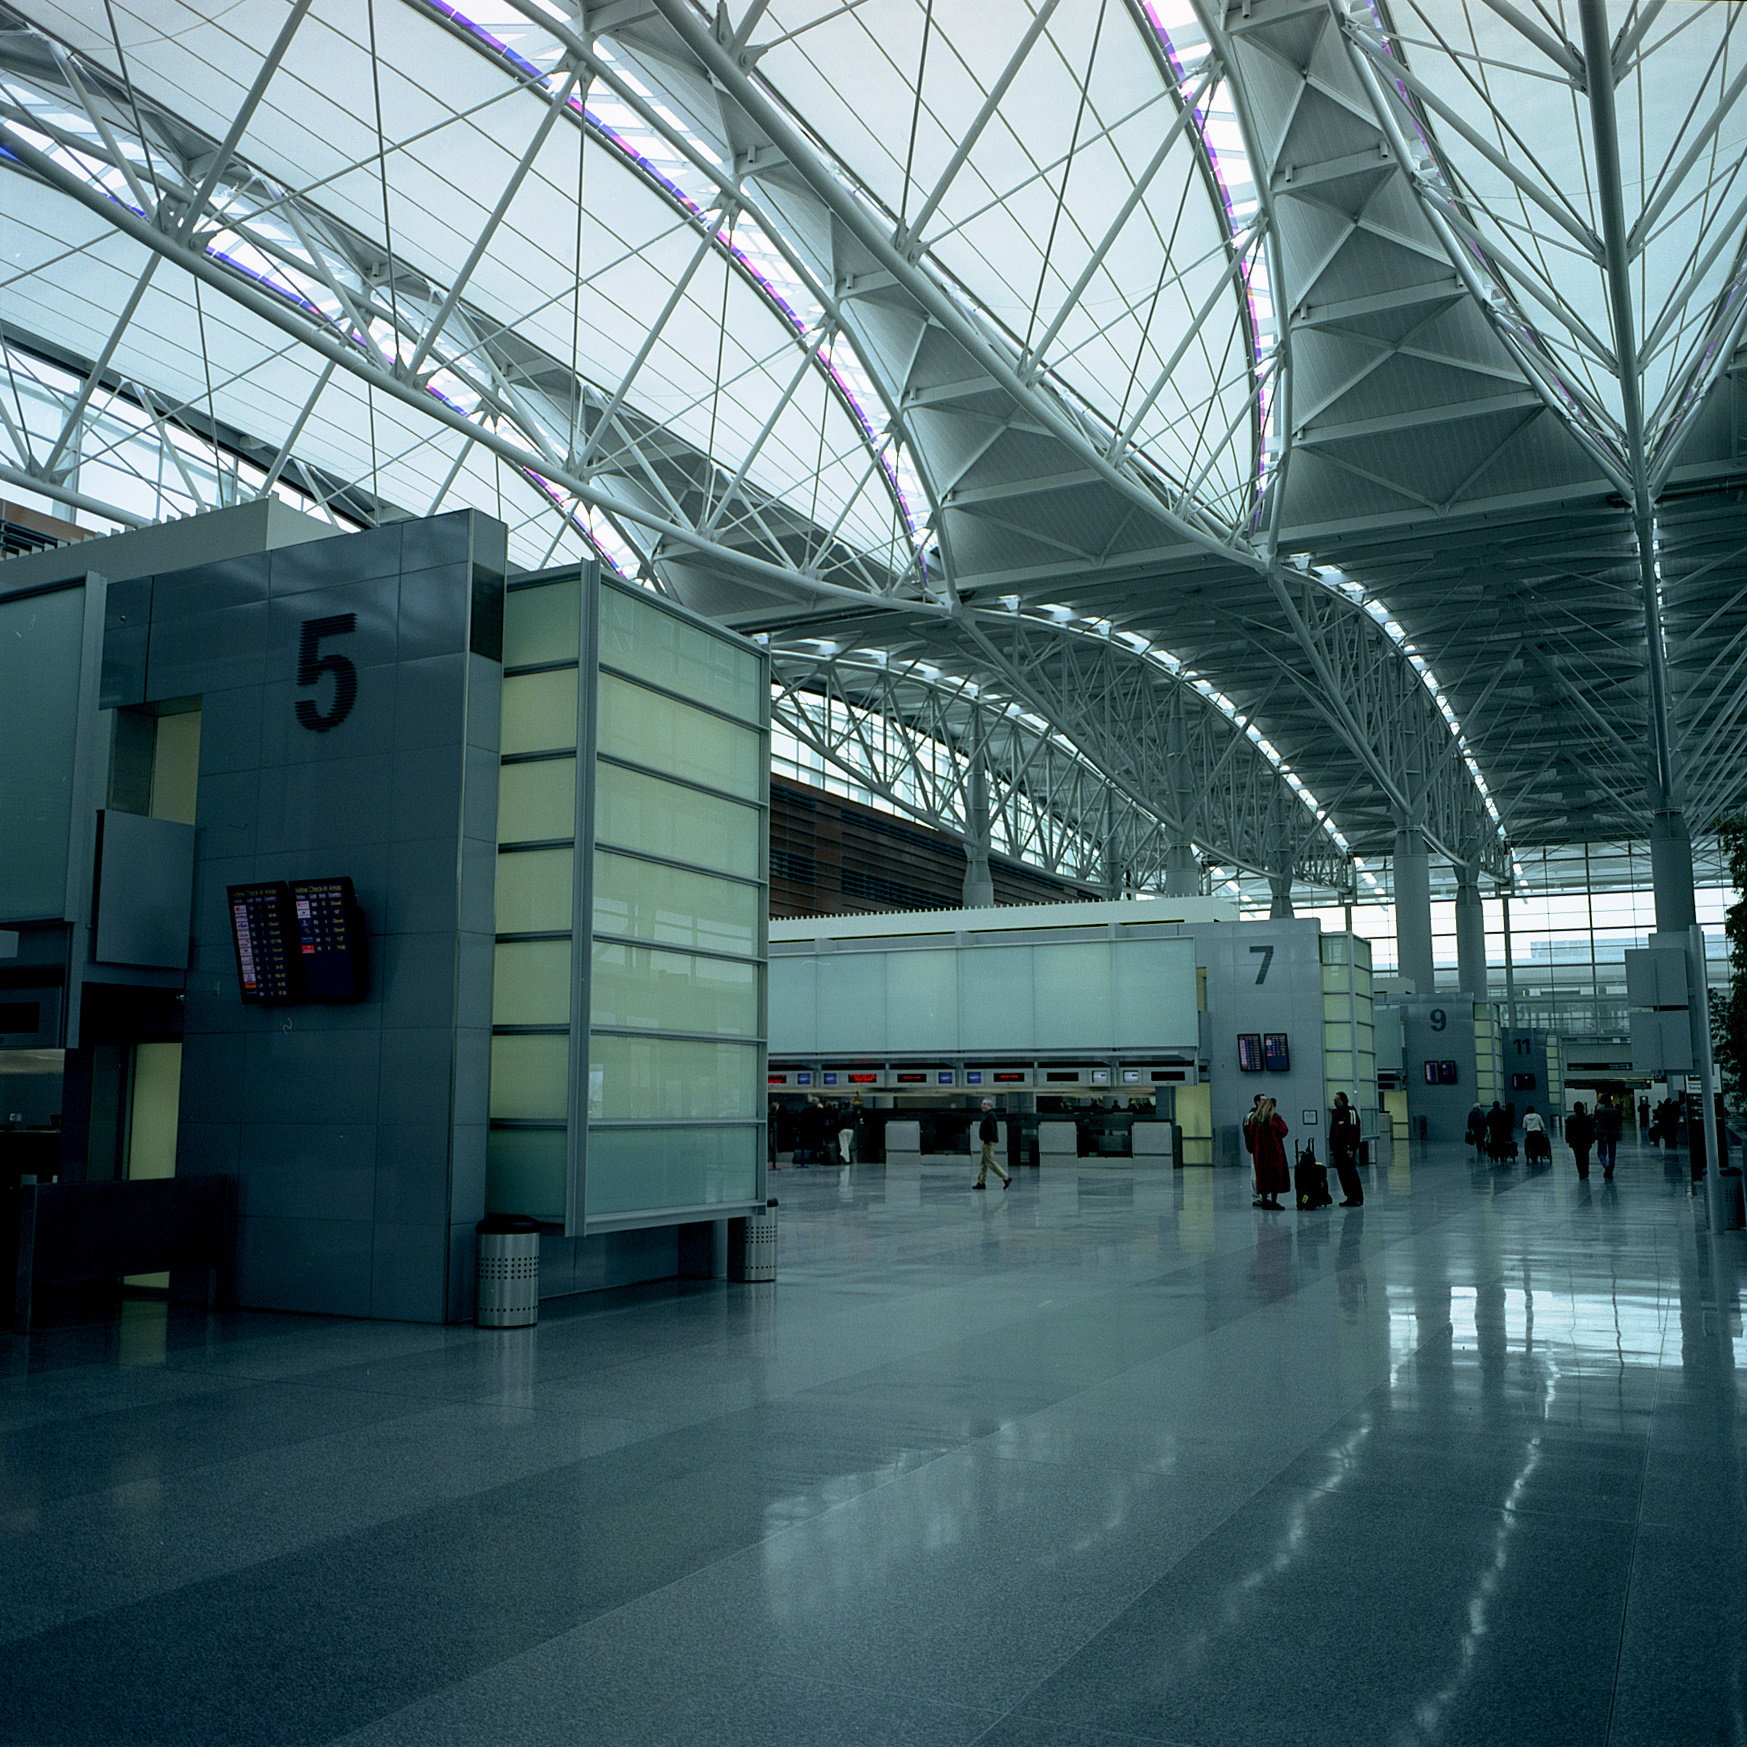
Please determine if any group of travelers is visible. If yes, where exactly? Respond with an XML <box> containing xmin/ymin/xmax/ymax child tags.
<box><xmin>774</xmin><ymin>1095</ymin><xmax>862</xmax><ymax>1167</ymax></box>
<box><xmin>1469</xmin><ymin>1091</ymin><xmax>1638</xmax><ymax>1181</ymax></box>
<box><xmin>1243</xmin><ymin>1091</ymin><xmax>1365</xmax><ymax>1211</ymax></box>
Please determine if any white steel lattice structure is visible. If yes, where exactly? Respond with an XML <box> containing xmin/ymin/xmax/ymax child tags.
<box><xmin>3</xmin><ymin>0</ymin><xmax>1745</xmax><ymax>907</ymax></box>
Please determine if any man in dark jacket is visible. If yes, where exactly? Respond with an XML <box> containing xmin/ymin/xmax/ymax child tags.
<box><xmin>973</xmin><ymin>1100</ymin><xmax>1011</xmax><ymax>1190</ymax></box>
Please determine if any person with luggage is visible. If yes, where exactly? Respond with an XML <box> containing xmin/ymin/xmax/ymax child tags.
<box><xmin>1485</xmin><ymin>1100</ymin><xmax>1511</xmax><ymax>1162</ymax></box>
<box><xmin>1465</xmin><ymin>1102</ymin><xmax>1487</xmax><ymax>1152</ymax></box>
<box><xmin>1328</xmin><ymin>1091</ymin><xmax>1364</xmax><ymax>1206</ymax></box>
<box><xmin>972</xmin><ymin>1099</ymin><xmax>1011</xmax><ymax>1190</ymax></box>
<box><xmin>1567</xmin><ymin>1100</ymin><xmax>1596</xmax><ymax>1179</ymax></box>
<box><xmin>1596</xmin><ymin>1094</ymin><xmax>1622</xmax><ymax>1181</ymax></box>
<box><xmin>1245</xmin><ymin>1095</ymin><xmax>1289</xmax><ymax>1210</ymax></box>
<box><xmin>1522</xmin><ymin>1104</ymin><xmax>1551</xmax><ymax>1166</ymax></box>
<box><xmin>1638</xmin><ymin>1096</ymin><xmax>1651</xmax><ymax>1138</ymax></box>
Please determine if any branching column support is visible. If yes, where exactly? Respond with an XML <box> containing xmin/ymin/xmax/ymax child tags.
<box><xmin>1393</xmin><ymin>820</ymin><xmax>1435</xmax><ymax>994</ymax></box>
<box><xmin>962</xmin><ymin>730</ymin><xmax>995</xmax><ymax>909</ymax></box>
<box><xmin>1577</xmin><ymin>0</ymin><xmax>1691</xmax><ymax>928</ymax></box>
<box><xmin>1579</xmin><ymin>0</ymin><xmax>1723</xmax><ymax>1217</ymax></box>
<box><xmin>1454</xmin><ymin>860</ymin><xmax>1487</xmax><ymax>999</ymax></box>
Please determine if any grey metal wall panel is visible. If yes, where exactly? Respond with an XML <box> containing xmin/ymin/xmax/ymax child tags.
<box><xmin>92</xmin><ymin>811</ymin><xmax>194</xmax><ymax>968</ymax></box>
<box><xmin>167</xmin><ymin>509</ymin><xmax>504</xmax><ymax>1321</ymax></box>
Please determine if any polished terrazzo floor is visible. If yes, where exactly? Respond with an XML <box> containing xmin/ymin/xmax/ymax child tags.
<box><xmin>2</xmin><ymin>1137</ymin><xmax>1744</xmax><ymax>1746</ymax></box>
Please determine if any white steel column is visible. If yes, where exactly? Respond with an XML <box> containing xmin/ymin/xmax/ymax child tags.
<box><xmin>1455</xmin><ymin>863</ymin><xmax>1488</xmax><ymax>998</ymax></box>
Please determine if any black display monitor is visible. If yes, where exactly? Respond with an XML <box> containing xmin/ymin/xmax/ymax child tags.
<box><xmin>227</xmin><ymin>876</ymin><xmax>366</xmax><ymax>1004</ymax></box>
<box><xmin>1263</xmin><ymin>1032</ymin><xmax>1290</xmax><ymax>1072</ymax></box>
<box><xmin>291</xmin><ymin>876</ymin><xmax>365</xmax><ymax>1001</ymax></box>
<box><xmin>1439</xmin><ymin>1060</ymin><xmax>1459</xmax><ymax>1084</ymax></box>
<box><xmin>1511</xmin><ymin>1071</ymin><xmax>1537</xmax><ymax>1091</ymax></box>
<box><xmin>1237</xmin><ymin>1033</ymin><xmax>1263</xmax><ymax>1072</ymax></box>
<box><xmin>228</xmin><ymin>882</ymin><xmax>299</xmax><ymax>1002</ymax></box>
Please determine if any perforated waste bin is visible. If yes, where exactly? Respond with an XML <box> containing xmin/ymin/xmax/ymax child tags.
<box><xmin>729</xmin><ymin>1199</ymin><xmax>778</xmax><ymax>1282</ymax></box>
<box><xmin>1721</xmin><ymin>1167</ymin><xmax>1746</xmax><ymax>1232</ymax></box>
<box><xmin>476</xmin><ymin>1214</ymin><xmax>541</xmax><ymax>1327</ymax></box>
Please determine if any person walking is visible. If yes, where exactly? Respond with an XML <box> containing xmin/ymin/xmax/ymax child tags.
<box><xmin>1638</xmin><ymin>1095</ymin><xmax>1651</xmax><ymax>1138</ymax></box>
<box><xmin>1245</xmin><ymin>1095</ymin><xmax>1290</xmax><ymax>1210</ymax></box>
<box><xmin>1485</xmin><ymin>1100</ymin><xmax>1511</xmax><ymax>1161</ymax></box>
<box><xmin>1328</xmin><ymin>1091</ymin><xmax>1364</xmax><ymax>1206</ymax></box>
<box><xmin>1567</xmin><ymin>1099</ymin><xmax>1596</xmax><ymax>1180</ymax></box>
<box><xmin>972</xmin><ymin>1099</ymin><xmax>1011</xmax><ymax>1190</ymax></box>
<box><xmin>1522</xmin><ymin>1104</ymin><xmax>1550</xmax><ymax>1166</ymax></box>
<box><xmin>1596</xmin><ymin>1094</ymin><xmax>1623</xmax><ymax>1181</ymax></box>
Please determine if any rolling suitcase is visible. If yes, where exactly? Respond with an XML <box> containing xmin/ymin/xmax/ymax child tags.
<box><xmin>1295</xmin><ymin>1146</ymin><xmax>1332</xmax><ymax>1210</ymax></box>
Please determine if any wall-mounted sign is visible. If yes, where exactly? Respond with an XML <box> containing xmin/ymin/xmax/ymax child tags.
<box><xmin>895</xmin><ymin>1072</ymin><xmax>927</xmax><ymax>1084</ymax></box>
<box><xmin>965</xmin><ymin>1070</ymin><xmax>983</xmax><ymax>1085</ymax></box>
<box><xmin>937</xmin><ymin>1070</ymin><xmax>954</xmax><ymax>1085</ymax></box>
<box><xmin>1263</xmin><ymin>1032</ymin><xmax>1291</xmax><ymax>1072</ymax></box>
<box><xmin>228</xmin><ymin>882</ymin><xmax>298</xmax><ymax>1002</ymax></box>
<box><xmin>847</xmin><ymin>1072</ymin><xmax>878</xmax><ymax>1085</ymax></box>
<box><xmin>992</xmin><ymin>1071</ymin><xmax>1026</xmax><ymax>1083</ymax></box>
<box><xmin>1237</xmin><ymin>1033</ymin><xmax>1263</xmax><ymax>1072</ymax></box>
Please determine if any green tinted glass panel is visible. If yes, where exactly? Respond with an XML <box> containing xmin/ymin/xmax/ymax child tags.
<box><xmin>591</xmin><ymin>852</ymin><xmax>757</xmax><ymax>956</ymax></box>
<box><xmin>500</xmin><ymin>668</ymin><xmax>578</xmax><ymax>755</ymax></box>
<box><xmin>593</xmin><ymin>763</ymin><xmax>759</xmax><ymax>879</ymax></box>
<box><xmin>496</xmin><ymin>847</ymin><xmax>574</xmax><ymax>933</ymax></box>
<box><xmin>584</xmin><ymin>1124</ymin><xmax>757</xmax><ymax>1218</ymax></box>
<box><xmin>498</xmin><ymin>756</ymin><xmax>576</xmax><ymax>842</ymax></box>
<box><xmin>0</xmin><ymin>585</ymin><xmax>84</xmax><ymax>922</ymax></box>
<box><xmin>596</xmin><ymin>672</ymin><xmax>760</xmax><ymax>798</ymax></box>
<box><xmin>486</xmin><ymin>1127</ymin><xmax>566</xmax><ymax>1221</ymax></box>
<box><xmin>489</xmin><ymin>1032</ymin><xmax>571</xmax><ymax>1119</ymax></box>
<box><xmin>586</xmin><ymin>1035</ymin><xmax>759</xmax><ymax>1121</ymax></box>
<box><xmin>502</xmin><ymin>578</ymin><xmax>579</xmax><ymax>666</ymax></box>
<box><xmin>590</xmin><ymin>942</ymin><xmax>757</xmax><ymax>1037</ymax></box>
<box><xmin>599</xmin><ymin>586</ymin><xmax>761</xmax><ymax>722</ymax></box>
<box><xmin>494</xmin><ymin>939</ymin><xmax>574</xmax><ymax>1026</ymax></box>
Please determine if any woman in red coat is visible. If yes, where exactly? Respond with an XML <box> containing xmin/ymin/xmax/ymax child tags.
<box><xmin>1244</xmin><ymin>1094</ymin><xmax>1290</xmax><ymax>1209</ymax></box>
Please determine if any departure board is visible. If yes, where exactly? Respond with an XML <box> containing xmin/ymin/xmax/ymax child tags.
<box><xmin>291</xmin><ymin>876</ymin><xmax>364</xmax><ymax>1001</ymax></box>
<box><xmin>228</xmin><ymin>883</ymin><xmax>298</xmax><ymax>1002</ymax></box>
<box><xmin>226</xmin><ymin>876</ymin><xmax>365</xmax><ymax>1003</ymax></box>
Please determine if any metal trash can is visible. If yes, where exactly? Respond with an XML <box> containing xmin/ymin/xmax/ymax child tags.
<box><xmin>729</xmin><ymin>1199</ymin><xmax>778</xmax><ymax>1282</ymax></box>
<box><xmin>476</xmin><ymin>1214</ymin><xmax>541</xmax><ymax>1327</ymax></box>
<box><xmin>1721</xmin><ymin>1167</ymin><xmax>1746</xmax><ymax>1232</ymax></box>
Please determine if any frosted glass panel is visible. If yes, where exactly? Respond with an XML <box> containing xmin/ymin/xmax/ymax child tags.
<box><xmin>596</xmin><ymin>673</ymin><xmax>760</xmax><ymax>798</ymax></box>
<box><xmin>817</xmin><ymin>951</ymin><xmax>883</xmax><ymax>1054</ymax></box>
<box><xmin>1325</xmin><ymin>1022</ymin><xmax>1353</xmax><ymax>1052</ymax></box>
<box><xmin>486</xmin><ymin>1127</ymin><xmax>566</xmax><ymax>1220</ymax></box>
<box><xmin>1034</xmin><ymin>942</ymin><xmax>1111</xmax><ymax>1049</ymax></box>
<box><xmin>767</xmin><ymin>955</ymin><xmax>816</xmax><ymax>1055</ymax></box>
<box><xmin>599</xmin><ymin>586</ymin><xmax>762</xmax><ymax>722</ymax></box>
<box><xmin>1325</xmin><ymin>1051</ymin><xmax>1354</xmax><ymax>1083</ymax></box>
<box><xmin>503</xmin><ymin>579</ymin><xmax>579</xmax><ymax>666</ymax></box>
<box><xmin>885</xmin><ymin>950</ymin><xmax>957</xmax><ymax>1053</ymax></box>
<box><xmin>494</xmin><ymin>940</ymin><xmax>574</xmax><ymax>1026</ymax></box>
<box><xmin>0</xmin><ymin>584</ymin><xmax>83</xmax><ymax>923</ymax></box>
<box><xmin>593</xmin><ymin>762</ymin><xmax>759</xmax><ymax>878</ymax></box>
<box><xmin>959</xmin><ymin>946</ymin><xmax>1033</xmax><ymax>1052</ymax></box>
<box><xmin>1324</xmin><ymin>993</ymin><xmax>1352</xmax><ymax>1022</ymax></box>
<box><xmin>489</xmin><ymin>1032</ymin><xmax>571</xmax><ymax>1119</ymax></box>
<box><xmin>592</xmin><ymin>852</ymin><xmax>757</xmax><ymax>955</ymax></box>
<box><xmin>500</xmin><ymin>668</ymin><xmax>578</xmax><ymax>755</ymax></box>
<box><xmin>587</xmin><ymin>1035</ymin><xmax>759</xmax><ymax>1121</ymax></box>
<box><xmin>496</xmin><ymin>847</ymin><xmax>574</xmax><ymax>933</ymax></box>
<box><xmin>1112</xmin><ymin>937</ymin><xmax>1196</xmax><ymax>1048</ymax></box>
<box><xmin>498</xmin><ymin>756</ymin><xmax>575</xmax><ymax>842</ymax></box>
<box><xmin>584</xmin><ymin>1124</ymin><xmax>758</xmax><ymax>1218</ymax></box>
<box><xmin>590</xmin><ymin>943</ymin><xmax>758</xmax><ymax>1037</ymax></box>
<box><xmin>1323</xmin><ymin>963</ymin><xmax>1351</xmax><ymax>992</ymax></box>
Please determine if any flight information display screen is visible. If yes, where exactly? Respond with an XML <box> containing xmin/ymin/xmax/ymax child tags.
<box><xmin>228</xmin><ymin>883</ymin><xmax>298</xmax><ymax>1002</ymax></box>
<box><xmin>1237</xmin><ymin>1033</ymin><xmax>1263</xmax><ymax>1072</ymax></box>
<box><xmin>227</xmin><ymin>876</ymin><xmax>365</xmax><ymax>1004</ymax></box>
<box><xmin>1263</xmin><ymin>1033</ymin><xmax>1291</xmax><ymax>1072</ymax></box>
<box><xmin>292</xmin><ymin>876</ymin><xmax>364</xmax><ymax>1001</ymax></box>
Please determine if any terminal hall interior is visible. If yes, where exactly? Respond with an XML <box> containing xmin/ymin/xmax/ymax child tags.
<box><xmin>2</xmin><ymin>2</ymin><xmax>1747</xmax><ymax>1743</ymax></box>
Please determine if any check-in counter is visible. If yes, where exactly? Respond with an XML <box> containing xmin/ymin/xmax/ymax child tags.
<box><xmin>1131</xmin><ymin>1121</ymin><xmax>1176</xmax><ymax>1163</ymax></box>
<box><xmin>1039</xmin><ymin>1120</ymin><xmax>1080</xmax><ymax>1164</ymax></box>
<box><xmin>885</xmin><ymin>1119</ymin><xmax>922</xmax><ymax>1158</ymax></box>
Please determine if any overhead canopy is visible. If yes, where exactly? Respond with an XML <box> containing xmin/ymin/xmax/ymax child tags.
<box><xmin>2</xmin><ymin>0</ymin><xmax>1743</xmax><ymax>886</ymax></box>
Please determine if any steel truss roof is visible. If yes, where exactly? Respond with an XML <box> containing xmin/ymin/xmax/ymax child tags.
<box><xmin>1</xmin><ymin>0</ymin><xmax>1743</xmax><ymax>901</ymax></box>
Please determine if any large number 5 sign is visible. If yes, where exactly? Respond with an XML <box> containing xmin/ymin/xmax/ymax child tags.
<box><xmin>296</xmin><ymin>613</ymin><xmax>359</xmax><ymax>733</ymax></box>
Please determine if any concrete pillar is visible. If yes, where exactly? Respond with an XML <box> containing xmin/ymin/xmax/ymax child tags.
<box><xmin>1393</xmin><ymin>824</ymin><xmax>1435</xmax><ymax>992</ymax></box>
<box><xmin>1269</xmin><ymin>862</ymin><xmax>1294</xmax><ymax>919</ymax></box>
<box><xmin>1454</xmin><ymin>864</ymin><xmax>1487</xmax><ymax>998</ymax></box>
<box><xmin>1501</xmin><ymin>892</ymin><xmax>1519</xmax><ymax>1029</ymax></box>
<box><xmin>962</xmin><ymin>752</ymin><xmax>994</xmax><ymax>908</ymax></box>
<box><xmin>1651</xmin><ymin>808</ymin><xmax>1697</xmax><ymax>931</ymax></box>
<box><xmin>1164</xmin><ymin>843</ymin><xmax>1199</xmax><ymax>896</ymax></box>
